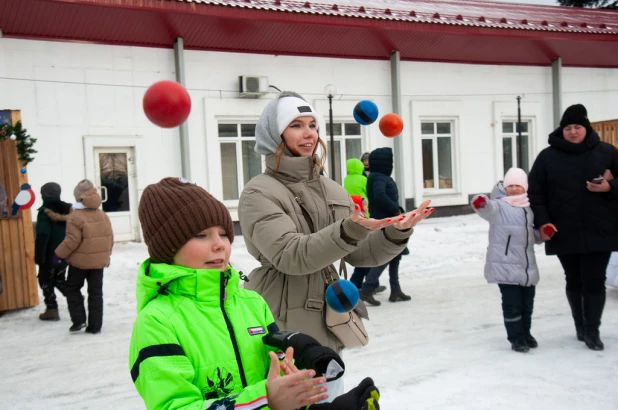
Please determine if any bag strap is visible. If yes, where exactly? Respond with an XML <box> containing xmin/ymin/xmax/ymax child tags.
<box><xmin>338</xmin><ymin>258</ymin><xmax>348</xmax><ymax>280</ymax></box>
<box><xmin>266</xmin><ymin>173</ymin><xmax>346</xmax><ymax>283</ymax></box>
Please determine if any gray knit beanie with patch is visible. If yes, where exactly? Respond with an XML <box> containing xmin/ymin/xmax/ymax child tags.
<box><xmin>254</xmin><ymin>91</ymin><xmax>323</xmax><ymax>155</ymax></box>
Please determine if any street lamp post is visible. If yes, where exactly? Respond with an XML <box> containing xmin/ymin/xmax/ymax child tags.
<box><xmin>324</xmin><ymin>84</ymin><xmax>337</xmax><ymax>182</ymax></box>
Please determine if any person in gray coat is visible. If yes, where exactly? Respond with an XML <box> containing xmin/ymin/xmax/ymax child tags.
<box><xmin>471</xmin><ymin>168</ymin><xmax>543</xmax><ymax>353</ymax></box>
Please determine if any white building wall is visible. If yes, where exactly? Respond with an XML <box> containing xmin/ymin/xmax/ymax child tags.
<box><xmin>1</xmin><ymin>37</ymin><xmax>617</xmax><ymax>232</ymax></box>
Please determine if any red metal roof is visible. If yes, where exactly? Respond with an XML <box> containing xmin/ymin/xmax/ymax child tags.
<box><xmin>181</xmin><ymin>0</ymin><xmax>618</xmax><ymax>34</ymax></box>
<box><xmin>1</xmin><ymin>0</ymin><xmax>617</xmax><ymax>67</ymax></box>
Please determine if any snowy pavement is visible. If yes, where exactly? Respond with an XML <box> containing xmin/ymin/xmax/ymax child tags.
<box><xmin>1</xmin><ymin>214</ymin><xmax>617</xmax><ymax>409</ymax></box>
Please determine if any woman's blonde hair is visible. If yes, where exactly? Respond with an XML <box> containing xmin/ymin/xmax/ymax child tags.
<box><xmin>273</xmin><ymin>137</ymin><xmax>328</xmax><ymax>175</ymax></box>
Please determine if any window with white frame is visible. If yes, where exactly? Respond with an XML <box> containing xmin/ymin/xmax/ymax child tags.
<box><xmin>219</xmin><ymin>123</ymin><xmax>262</xmax><ymax>201</ymax></box>
<box><xmin>421</xmin><ymin>121</ymin><xmax>455</xmax><ymax>190</ymax></box>
<box><xmin>324</xmin><ymin>122</ymin><xmax>363</xmax><ymax>184</ymax></box>
<box><xmin>501</xmin><ymin>120</ymin><xmax>531</xmax><ymax>175</ymax></box>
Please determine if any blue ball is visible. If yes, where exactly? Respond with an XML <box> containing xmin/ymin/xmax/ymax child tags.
<box><xmin>353</xmin><ymin>100</ymin><xmax>379</xmax><ymax>125</ymax></box>
<box><xmin>20</xmin><ymin>167</ymin><xmax>27</xmax><ymax>174</ymax></box>
<box><xmin>325</xmin><ymin>280</ymin><xmax>360</xmax><ymax>313</ymax></box>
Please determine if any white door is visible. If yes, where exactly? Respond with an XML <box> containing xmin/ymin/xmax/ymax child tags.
<box><xmin>93</xmin><ymin>147</ymin><xmax>138</xmax><ymax>242</ymax></box>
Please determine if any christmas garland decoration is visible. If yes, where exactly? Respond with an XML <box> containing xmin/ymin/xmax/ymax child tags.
<box><xmin>0</xmin><ymin>121</ymin><xmax>37</xmax><ymax>165</ymax></box>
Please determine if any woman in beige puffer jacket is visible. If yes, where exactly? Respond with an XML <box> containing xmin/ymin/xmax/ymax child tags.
<box><xmin>55</xmin><ymin>179</ymin><xmax>113</xmax><ymax>334</ymax></box>
<box><xmin>239</xmin><ymin>92</ymin><xmax>433</xmax><ymax>399</ymax></box>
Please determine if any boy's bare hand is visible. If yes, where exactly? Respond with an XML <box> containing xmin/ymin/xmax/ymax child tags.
<box><xmin>266</xmin><ymin>351</ymin><xmax>328</xmax><ymax>409</ymax></box>
<box><xmin>280</xmin><ymin>347</ymin><xmax>300</xmax><ymax>376</ymax></box>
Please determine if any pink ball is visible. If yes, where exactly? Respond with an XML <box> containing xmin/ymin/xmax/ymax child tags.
<box><xmin>143</xmin><ymin>81</ymin><xmax>191</xmax><ymax>128</ymax></box>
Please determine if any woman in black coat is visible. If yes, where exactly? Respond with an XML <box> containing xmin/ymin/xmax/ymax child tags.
<box><xmin>528</xmin><ymin>104</ymin><xmax>618</xmax><ymax>351</ymax></box>
<box><xmin>360</xmin><ymin>148</ymin><xmax>433</xmax><ymax>305</ymax></box>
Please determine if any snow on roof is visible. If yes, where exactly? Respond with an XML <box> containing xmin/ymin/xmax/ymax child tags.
<box><xmin>178</xmin><ymin>0</ymin><xmax>618</xmax><ymax>34</ymax></box>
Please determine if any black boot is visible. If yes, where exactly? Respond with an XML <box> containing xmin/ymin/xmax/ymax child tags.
<box><xmin>566</xmin><ymin>291</ymin><xmax>585</xmax><ymax>342</ymax></box>
<box><xmin>526</xmin><ymin>335</ymin><xmax>538</xmax><ymax>348</ymax></box>
<box><xmin>360</xmin><ymin>290</ymin><xmax>381</xmax><ymax>306</ymax></box>
<box><xmin>583</xmin><ymin>294</ymin><xmax>605</xmax><ymax>351</ymax></box>
<box><xmin>511</xmin><ymin>340</ymin><xmax>530</xmax><ymax>353</ymax></box>
<box><xmin>389</xmin><ymin>290</ymin><xmax>411</xmax><ymax>302</ymax></box>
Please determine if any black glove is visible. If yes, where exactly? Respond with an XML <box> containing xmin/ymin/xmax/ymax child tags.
<box><xmin>308</xmin><ymin>377</ymin><xmax>380</xmax><ymax>410</ymax></box>
<box><xmin>262</xmin><ymin>331</ymin><xmax>345</xmax><ymax>381</ymax></box>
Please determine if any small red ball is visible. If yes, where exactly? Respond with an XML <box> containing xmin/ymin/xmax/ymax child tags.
<box><xmin>379</xmin><ymin>113</ymin><xmax>404</xmax><ymax>138</ymax></box>
<box><xmin>143</xmin><ymin>81</ymin><xmax>191</xmax><ymax>128</ymax></box>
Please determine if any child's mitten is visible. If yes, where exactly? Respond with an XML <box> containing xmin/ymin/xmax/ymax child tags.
<box><xmin>472</xmin><ymin>195</ymin><xmax>487</xmax><ymax>210</ymax></box>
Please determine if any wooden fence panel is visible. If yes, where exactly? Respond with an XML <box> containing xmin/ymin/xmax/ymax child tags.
<box><xmin>0</xmin><ymin>110</ymin><xmax>39</xmax><ymax>312</ymax></box>
<box><xmin>591</xmin><ymin>119</ymin><xmax>618</xmax><ymax>147</ymax></box>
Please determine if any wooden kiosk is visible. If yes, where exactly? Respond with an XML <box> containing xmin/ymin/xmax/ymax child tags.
<box><xmin>0</xmin><ymin>110</ymin><xmax>38</xmax><ymax>312</ymax></box>
<box><xmin>591</xmin><ymin>119</ymin><xmax>618</xmax><ymax>147</ymax></box>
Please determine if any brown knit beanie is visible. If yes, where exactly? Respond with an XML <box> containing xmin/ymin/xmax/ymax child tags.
<box><xmin>74</xmin><ymin>179</ymin><xmax>94</xmax><ymax>202</ymax></box>
<box><xmin>138</xmin><ymin>177</ymin><xmax>234</xmax><ymax>264</ymax></box>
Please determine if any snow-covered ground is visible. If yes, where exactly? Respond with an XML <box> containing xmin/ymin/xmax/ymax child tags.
<box><xmin>1</xmin><ymin>214</ymin><xmax>617</xmax><ymax>409</ymax></box>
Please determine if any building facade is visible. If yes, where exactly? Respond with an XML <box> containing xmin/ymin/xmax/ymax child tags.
<box><xmin>1</xmin><ymin>0</ymin><xmax>617</xmax><ymax>241</ymax></box>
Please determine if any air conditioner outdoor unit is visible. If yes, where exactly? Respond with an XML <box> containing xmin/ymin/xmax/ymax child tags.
<box><xmin>239</xmin><ymin>75</ymin><xmax>269</xmax><ymax>98</ymax></box>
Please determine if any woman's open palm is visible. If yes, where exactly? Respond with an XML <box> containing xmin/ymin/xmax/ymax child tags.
<box><xmin>393</xmin><ymin>200</ymin><xmax>434</xmax><ymax>230</ymax></box>
<box><xmin>350</xmin><ymin>204</ymin><xmax>400</xmax><ymax>230</ymax></box>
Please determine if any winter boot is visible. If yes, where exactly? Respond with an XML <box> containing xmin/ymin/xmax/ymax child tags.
<box><xmin>566</xmin><ymin>291</ymin><xmax>585</xmax><ymax>342</ymax></box>
<box><xmin>389</xmin><ymin>290</ymin><xmax>412</xmax><ymax>302</ymax></box>
<box><xmin>525</xmin><ymin>335</ymin><xmax>538</xmax><ymax>349</ymax></box>
<box><xmin>85</xmin><ymin>327</ymin><xmax>101</xmax><ymax>334</ymax></box>
<box><xmin>39</xmin><ymin>308</ymin><xmax>60</xmax><ymax>321</ymax></box>
<box><xmin>511</xmin><ymin>340</ymin><xmax>529</xmax><ymax>353</ymax></box>
<box><xmin>360</xmin><ymin>290</ymin><xmax>381</xmax><ymax>306</ymax></box>
<box><xmin>69</xmin><ymin>322</ymin><xmax>86</xmax><ymax>333</ymax></box>
<box><xmin>372</xmin><ymin>285</ymin><xmax>387</xmax><ymax>295</ymax></box>
<box><xmin>583</xmin><ymin>294</ymin><xmax>605</xmax><ymax>351</ymax></box>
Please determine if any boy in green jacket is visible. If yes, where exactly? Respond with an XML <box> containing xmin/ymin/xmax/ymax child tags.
<box><xmin>129</xmin><ymin>177</ymin><xmax>380</xmax><ymax>410</ymax></box>
<box><xmin>343</xmin><ymin>158</ymin><xmax>369</xmax><ymax>218</ymax></box>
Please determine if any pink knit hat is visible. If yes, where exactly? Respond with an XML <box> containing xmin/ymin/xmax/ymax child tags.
<box><xmin>503</xmin><ymin>168</ymin><xmax>528</xmax><ymax>192</ymax></box>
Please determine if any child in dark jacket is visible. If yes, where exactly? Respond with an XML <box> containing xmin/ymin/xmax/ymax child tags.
<box><xmin>130</xmin><ymin>177</ymin><xmax>381</xmax><ymax>410</ymax></box>
<box><xmin>471</xmin><ymin>168</ymin><xmax>543</xmax><ymax>353</ymax></box>
<box><xmin>34</xmin><ymin>182</ymin><xmax>72</xmax><ymax>321</ymax></box>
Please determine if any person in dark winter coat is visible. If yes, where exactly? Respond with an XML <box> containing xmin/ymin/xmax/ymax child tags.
<box><xmin>34</xmin><ymin>182</ymin><xmax>72</xmax><ymax>321</ymax></box>
<box><xmin>529</xmin><ymin>104</ymin><xmax>618</xmax><ymax>351</ymax></box>
<box><xmin>345</xmin><ymin>158</ymin><xmax>386</xmax><ymax>294</ymax></box>
<box><xmin>360</xmin><ymin>148</ymin><xmax>433</xmax><ymax>305</ymax></box>
<box><xmin>471</xmin><ymin>168</ymin><xmax>543</xmax><ymax>353</ymax></box>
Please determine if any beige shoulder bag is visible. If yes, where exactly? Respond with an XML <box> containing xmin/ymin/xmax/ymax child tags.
<box><xmin>324</xmin><ymin>262</ymin><xmax>369</xmax><ymax>348</ymax></box>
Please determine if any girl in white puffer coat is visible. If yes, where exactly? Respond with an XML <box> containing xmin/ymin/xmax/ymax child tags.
<box><xmin>471</xmin><ymin>168</ymin><xmax>544</xmax><ymax>353</ymax></box>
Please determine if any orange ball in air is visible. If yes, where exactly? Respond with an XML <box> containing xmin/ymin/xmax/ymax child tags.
<box><xmin>379</xmin><ymin>113</ymin><xmax>404</xmax><ymax>138</ymax></box>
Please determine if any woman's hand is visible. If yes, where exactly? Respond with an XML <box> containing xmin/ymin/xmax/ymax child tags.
<box><xmin>393</xmin><ymin>200</ymin><xmax>435</xmax><ymax>231</ymax></box>
<box><xmin>350</xmin><ymin>204</ymin><xmax>399</xmax><ymax>230</ymax></box>
<box><xmin>266</xmin><ymin>350</ymin><xmax>328</xmax><ymax>410</ymax></box>
<box><xmin>539</xmin><ymin>223</ymin><xmax>558</xmax><ymax>241</ymax></box>
<box><xmin>586</xmin><ymin>179</ymin><xmax>611</xmax><ymax>193</ymax></box>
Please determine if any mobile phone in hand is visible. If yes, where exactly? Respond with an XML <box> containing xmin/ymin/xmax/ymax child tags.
<box><xmin>591</xmin><ymin>177</ymin><xmax>604</xmax><ymax>185</ymax></box>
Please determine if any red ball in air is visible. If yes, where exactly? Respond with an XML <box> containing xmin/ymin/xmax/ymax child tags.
<box><xmin>143</xmin><ymin>81</ymin><xmax>191</xmax><ymax>128</ymax></box>
<box><xmin>379</xmin><ymin>113</ymin><xmax>404</xmax><ymax>138</ymax></box>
